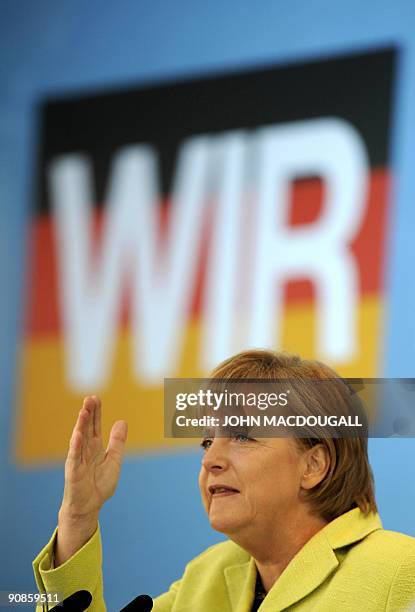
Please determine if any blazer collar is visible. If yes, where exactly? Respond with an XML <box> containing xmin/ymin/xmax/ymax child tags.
<box><xmin>224</xmin><ymin>558</ymin><xmax>256</xmax><ymax>612</ymax></box>
<box><xmin>323</xmin><ymin>507</ymin><xmax>382</xmax><ymax>549</ymax></box>
<box><xmin>224</xmin><ymin>508</ymin><xmax>382</xmax><ymax>612</ymax></box>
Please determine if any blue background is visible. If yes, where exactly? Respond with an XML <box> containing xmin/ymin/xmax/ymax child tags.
<box><xmin>1</xmin><ymin>1</ymin><xmax>415</xmax><ymax>609</ymax></box>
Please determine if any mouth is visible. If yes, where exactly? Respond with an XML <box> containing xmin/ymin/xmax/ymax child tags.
<box><xmin>208</xmin><ymin>484</ymin><xmax>240</xmax><ymax>498</ymax></box>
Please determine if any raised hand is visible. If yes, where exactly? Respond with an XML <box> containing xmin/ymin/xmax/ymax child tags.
<box><xmin>55</xmin><ymin>396</ymin><xmax>128</xmax><ymax>566</ymax></box>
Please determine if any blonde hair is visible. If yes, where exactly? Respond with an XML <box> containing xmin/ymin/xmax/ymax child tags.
<box><xmin>211</xmin><ymin>349</ymin><xmax>377</xmax><ymax>521</ymax></box>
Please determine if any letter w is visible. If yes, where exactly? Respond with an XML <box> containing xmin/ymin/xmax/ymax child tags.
<box><xmin>49</xmin><ymin>140</ymin><xmax>210</xmax><ymax>388</ymax></box>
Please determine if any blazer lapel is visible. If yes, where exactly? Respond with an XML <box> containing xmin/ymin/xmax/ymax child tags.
<box><xmin>223</xmin><ymin>509</ymin><xmax>382</xmax><ymax>612</ymax></box>
<box><xmin>223</xmin><ymin>534</ymin><xmax>337</xmax><ymax>612</ymax></box>
<box><xmin>259</xmin><ymin>509</ymin><xmax>382</xmax><ymax>611</ymax></box>
<box><xmin>259</xmin><ymin>529</ymin><xmax>339</xmax><ymax>611</ymax></box>
<box><xmin>224</xmin><ymin>557</ymin><xmax>257</xmax><ymax>612</ymax></box>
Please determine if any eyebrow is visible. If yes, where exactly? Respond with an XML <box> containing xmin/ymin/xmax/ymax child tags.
<box><xmin>202</xmin><ymin>427</ymin><xmax>215</xmax><ymax>438</ymax></box>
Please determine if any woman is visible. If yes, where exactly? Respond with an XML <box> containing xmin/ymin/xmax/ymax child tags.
<box><xmin>33</xmin><ymin>350</ymin><xmax>415</xmax><ymax>611</ymax></box>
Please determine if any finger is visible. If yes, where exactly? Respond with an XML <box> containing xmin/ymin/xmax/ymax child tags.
<box><xmin>82</xmin><ymin>396</ymin><xmax>95</xmax><ymax>440</ymax></box>
<box><xmin>73</xmin><ymin>398</ymin><xmax>95</xmax><ymax>463</ymax></box>
<box><xmin>67</xmin><ymin>428</ymin><xmax>83</xmax><ymax>469</ymax></box>
<box><xmin>92</xmin><ymin>396</ymin><xmax>102</xmax><ymax>438</ymax></box>
<box><xmin>106</xmin><ymin>420</ymin><xmax>128</xmax><ymax>466</ymax></box>
<box><xmin>73</xmin><ymin>400</ymin><xmax>91</xmax><ymax>438</ymax></box>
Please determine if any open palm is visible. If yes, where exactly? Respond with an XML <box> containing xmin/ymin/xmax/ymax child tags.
<box><xmin>61</xmin><ymin>396</ymin><xmax>128</xmax><ymax>518</ymax></box>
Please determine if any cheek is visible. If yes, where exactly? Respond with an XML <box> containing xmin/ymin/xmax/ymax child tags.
<box><xmin>198</xmin><ymin>468</ymin><xmax>209</xmax><ymax>509</ymax></box>
<box><xmin>254</xmin><ymin>453</ymin><xmax>302</xmax><ymax>504</ymax></box>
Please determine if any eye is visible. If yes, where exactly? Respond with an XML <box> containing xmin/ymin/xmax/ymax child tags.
<box><xmin>200</xmin><ymin>438</ymin><xmax>213</xmax><ymax>450</ymax></box>
<box><xmin>233</xmin><ymin>432</ymin><xmax>253</xmax><ymax>443</ymax></box>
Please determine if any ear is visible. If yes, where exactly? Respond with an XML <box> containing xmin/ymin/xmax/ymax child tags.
<box><xmin>300</xmin><ymin>444</ymin><xmax>330</xmax><ymax>490</ymax></box>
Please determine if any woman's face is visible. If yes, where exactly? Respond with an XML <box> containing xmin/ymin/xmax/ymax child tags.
<box><xmin>198</xmin><ymin>434</ymin><xmax>308</xmax><ymax>537</ymax></box>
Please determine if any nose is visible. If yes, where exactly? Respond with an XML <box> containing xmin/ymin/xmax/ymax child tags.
<box><xmin>201</xmin><ymin>437</ymin><xmax>230</xmax><ymax>473</ymax></box>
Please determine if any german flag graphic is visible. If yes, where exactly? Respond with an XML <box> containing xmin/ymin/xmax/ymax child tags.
<box><xmin>17</xmin><ymin>48</ymin><xmax>396</xmax><ymax>464</ymax></box>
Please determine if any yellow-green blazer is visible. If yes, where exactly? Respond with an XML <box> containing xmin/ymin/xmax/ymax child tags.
<box><xmin>33</xmin><ymin>508</ymin><xmax>415</xmax><ymax>611</ymax></box>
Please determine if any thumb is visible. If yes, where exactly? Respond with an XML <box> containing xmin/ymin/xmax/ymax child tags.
<box><xmin>106</xmin><ymin>420</ymin><xmax>128</xmax><ymax>466</ymax></box>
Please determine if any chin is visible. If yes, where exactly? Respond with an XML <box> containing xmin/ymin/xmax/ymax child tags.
<box><xmin>209</xmin><ymin>512</ymin><xmax>243</xmax><ymax>534</ymax></box>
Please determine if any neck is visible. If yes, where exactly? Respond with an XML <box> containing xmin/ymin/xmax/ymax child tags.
<box><xmin>229</xmin><ymin>507</ymin><xmax>327</xmax><ymax>593</ymax></box>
